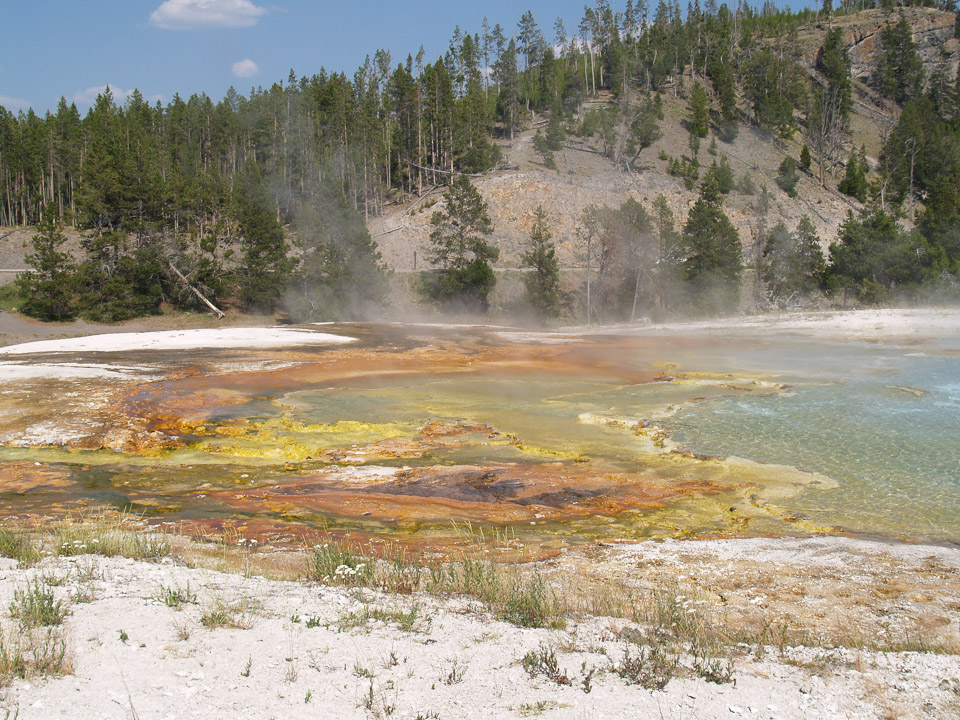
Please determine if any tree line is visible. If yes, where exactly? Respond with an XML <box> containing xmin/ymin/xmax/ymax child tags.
<box><xmin>4</xmin><ymin>1</ymin><xmax>960</xmax><ymax>322</ymax></box>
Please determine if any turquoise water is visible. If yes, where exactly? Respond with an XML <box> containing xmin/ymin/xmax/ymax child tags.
<box><xmin>668</xmin><ymin>340</ymin><xmax>960</xmax><ymax>542</ymax></box>
<box><xmin>1</xmin><ymin>322</ymin><xmax>957</xmax><ymax>546</ymax></box>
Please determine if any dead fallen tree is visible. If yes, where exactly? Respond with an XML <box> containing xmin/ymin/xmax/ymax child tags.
<box><xmin>168</xmin><ymin>262</ymin><xmax>224</xmax><ymax>318</ymax></box>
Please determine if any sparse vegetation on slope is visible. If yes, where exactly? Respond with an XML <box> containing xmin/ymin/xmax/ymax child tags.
<box><xmin>3</xmin><ymin>5</ymin><xmax>960</xmax><ymax>322</ymax></box>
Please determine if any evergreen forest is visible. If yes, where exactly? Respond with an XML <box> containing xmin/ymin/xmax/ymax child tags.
<box><xmin>2</xmin><ymin>0</ymin><xmax>960</xmax><ymax>323</ymax></box>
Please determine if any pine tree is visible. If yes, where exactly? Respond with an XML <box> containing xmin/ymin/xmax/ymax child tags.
<box><xmin>707</xmin><ymin>154</ymin><xmax>735</xmax><ymax>194</ymax></box>
<box><xmin>652</xmin><ymin>194</ymin><xmax>681</xmax><ymax>310</ymax></box>
<box><xmin>795</xmin><ymin>215</ymin><xmax>827</xmax><ymax>292</ymax></box>
<box><xmin>517</xmin><ymin>10</ymin><xmax>541</xmax><ymax>109</ymax></box>
<box><xmin>741</xmin><ymin>46</ymin><xmax>806</xmax><ymax>133</ymax></box>
<box><xmin>628</xmin><ymin>94</ymin><xmax>663</xmax><ymax>167</ymax></box>
<box><xmin>521</xmin><ymin>206</ymin><xmax>562</xmax><ymax>319</ymax></box>
<box><xmin>761</xmin><ymin>215</ymin><xmax>826</xmax><ymax>301</ymax></box>
<box><xmin>533</xmin><ymin>130</ymin><xmax>557</xmax><ymax>170</ymax></box>
<box><xmin>838</xmin><ymin>147</ymin><xmax>869</xmax><ymax>202</ymax></box>
<box><xmin>874</xmin><ymin>16</ymin><xmax>925</xmax><ymax>104</ymax></box>
<box><xmin>776</xmin><ymin>156</ymin><xmax>800</xmax><ymax>197</ymax></box>
<box><xmin>808</xmin><ymin>26</ymin><xmax>852</xmax><ymax>187</ymax></box>
<box><xmin>16</xmin><ymin>210</ymin><xmax>76</xmax><ymax>321</ymax></box>
<box><xmin>495</xmin><ymin>40</ymin><xmax>520</xmax><ymax>139</ymax></box>
<box><xmin>688</xmin><ymin>81</ymin><xmax>710</xmax><ymax>139</ymax></box>
<box><xmin>815</xmin><ymin>28</ymin><xmax>852</xmax><ymax>121</ymax></box>
<box><xmin>76</xmin><ymin>89</ymin><xmax>123</xmax><ymax>235</ymax></box>
<box><xmin>423</xmin><ymin>175</ymin><xmax>499</xmax><ymax>311</ymax></box>
<box><xmin>287</xmin><ymin>183</ymin><xmax>388</xmax><ymax>321</ymax></box>
<box><xmin>234</xmin><ymin>161</ymin><xmax>294</xmax><ymax>311</ymax></box>
<box><xmin>617</xmin><ymin>197</ymin><xmax>656</xmax><ymax>320</ymax></box>
<box><xmin>827</xmin><ymin>208</ymin><xmax>924</xmax><ymax>302</ymax></box>
<box><xmin>681</xmin><ymin>176</ymin><xmax>743</xmax><ymax>312</ymax></box>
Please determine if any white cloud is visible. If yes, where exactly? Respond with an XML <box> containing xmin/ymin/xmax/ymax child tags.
<box><xmin>72</xmin><ymin>84</ymin><xmax>134</xmax><ymax>105</ymax></box>
<box><xmin>231</xmin><ymin>58</ymin><xmax>259</xmax><ymax>78</ymax></box>
<box><xmin>0</xmin><ymin>94</ymin><xmax>30</xmax><ymax>108</ymax></box>
<box><xmin>70</xmin><ymin>85</ymin><xmax>164</xmax><ymax>107</ymax></box>
<box><xmin>150</xmin><ymin>0</ymin><xmax>267</xmax><ymax>30</ymax></box>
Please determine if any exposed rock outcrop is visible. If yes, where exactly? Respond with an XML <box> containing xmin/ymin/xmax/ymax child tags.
<box><xmin>799</xmin><ymin>8</ymin><xmax>959</xmax><ymax>84</ymax></box>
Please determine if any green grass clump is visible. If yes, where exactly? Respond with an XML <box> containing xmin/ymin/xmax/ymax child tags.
<box><xmin>199</xmin><ymin>608</ymin><xmax>234</xmax><ymax>628</ymax></box>
<box><xmin>502</xmin><ymin>573</ymin><xmax>563</xmax><ymax>629</ymax></box>
<box><xmin>309</xmin><ymin>541</ymin><xmax>376</xmax><ymax>587</ymax></box>
<box><xmin>335</xmin><ymin>604</ymin><xmax>428</xmax><ymax>633</ymax></box>
<box><xmin>54</xmin><ymin>516</ymin><xmax>169</xmax><ymax>560</ymax></box>
<box><xmin>0</xmin><ymin>285</ymin><xmax>23</xmax><ymax>313</ymax></box>
<box><xmin>612</xmin><ymin>644</ymin><xmax>678</xmax><ymax>690</ymax></box>
<box><xmin>199</xmin><ymin>595</ymin><xmax>255</xmax><ymax>629</ymax></box>
<box><xmin>0</xmin><ymin>625</ymin><xmax>70</xmax><ymax>685</ymax></box>
<box><xmin>521</xmin><ymin>643</ymin><xmax>571</xmax><ymax>686</ymax></box>
<box><xmin>157</xmin><ymin>583</ymin><xmax>197</xmax><ymax>609</ymax></box>
<box><xmin>307</xmin><ymin>538</ymin><xmax>566</xmax><ymax>629</ymax></box>
<box><xmin>427</xmin><ymin>559</ymin><xmax>563</xmax><ymax>629</ymax></box>
<box><xmin>9</xmin><ymin>579</ymin><xmax>67</xmax><ymax>628</ymax></box>
<box><xmin>0</xmin><ymin>527</ymin><xmax>40</xmax><ymax>567</ymax></box>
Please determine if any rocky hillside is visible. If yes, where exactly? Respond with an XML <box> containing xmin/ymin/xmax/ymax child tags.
<box><xmin>372</xmin><ymin>95</ymin><xmax>859</xmax><ymax>270</ymax></box>
<box><xmin>797</xmin><ymin>7</ymin><xmax>958</xmax><ymax>87</ymax></box>
<box><xmin>2</xmin><ymin>9</ymin><xmax>957</xmax><ymax>313</ymax></box>
<box><xmin>371</xmin><ymin>8</ymin><xmax>958</xmax><ymax>307</ymax></box>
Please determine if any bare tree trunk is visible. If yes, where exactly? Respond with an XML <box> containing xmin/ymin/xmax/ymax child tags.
<box><xmin>585</xmin><ymin>236</ymin><xmax>592</xmax><ymax>324</ymax></box>
<box><xmin>169</xmin><ymin>261</ymin><xmax>225</xmax><ymax>318</ymax></box>
<box><xmin>907</xmin><ymin>138</ymin><xmax>918</xmax><ymax>223</ymax></box>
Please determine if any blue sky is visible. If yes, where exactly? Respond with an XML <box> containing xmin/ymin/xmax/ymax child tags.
<box><xmin>1</xmin><ymin>0</ymin><xmax>805</xmax><ymax>115</ymax></box>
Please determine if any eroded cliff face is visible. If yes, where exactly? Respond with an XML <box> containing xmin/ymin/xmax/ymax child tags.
<box><xmin>799</xmin><ymin>8</ymin><xmax>959</xmax><ymax>84</ymax></box>
<box><xmin>851</xmin><ymin>10</ymin><xmax>957</xmax><ymax>81</ymax></box>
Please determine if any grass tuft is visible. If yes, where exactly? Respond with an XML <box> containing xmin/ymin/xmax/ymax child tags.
<box><xmin>9</xmin><ymin>579</ymin><xmax>67</xmax><ymax>628</ymax></box>
<box><xmin>0</xmin><ymin>285</ymin><xmax>23</xmax><ymax>313</ymax></box>
<box><xmin>521</xmin><ymin>643</ymin><xmax>572</xmax><ymax>686</ymax></box>
<box><xmin>0</xmin><ymin>527</ymin><xmax>40</xmax><ymax>567</ymax></box>
<box><xmin>309</xmin><ymin>541</ymin><xmax>376</xmax><ymax>587</ymax></box>
<box><xmin>502</xmin><ymin>573</ymin><xmax>563</xmax><ymax>629</ymax></box>
<box><xmin>307</xmin><ymin>539</ymin><xmax>566</xmax><ymax>629</ymax></box>
<box><xmin>54</xmin><ymin>514</ymin><xmax>169</xmax><ymax>560</ymax></box>
<box><xmin>199</xmin><ymin>594</ymin><xmax>255</xmax><ymax>629</ymax></box>
<box><xmin>440</xmin><ymin>657</ymin><xmax>467</xmax><ymax>685</ymax></box>
<box><xmin>0</xmin><ymin>625</ymin><xmax>71</xmax><ymax>685</ymax></box>
<box><xmin>612</xmin><ymin>643</ymin><xmax>678</xmax><ymax>690</ymax></box>
<box><xmin>335</xmin><ymin>604</ymin><xmax>428</xmax><ymax>633</ymax></box>
<box><xmin>156</xmin><ymin>583</ymin><xmax>197</xmax><ymax>610</ymax></box>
